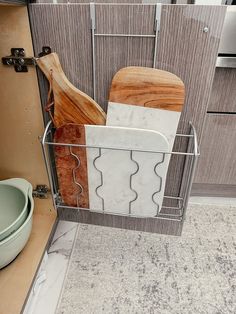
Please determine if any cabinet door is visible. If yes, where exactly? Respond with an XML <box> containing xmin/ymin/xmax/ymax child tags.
<box><xmin>208</xmin><ymin>68</ymin><xmax>236</xmax><ymax>113</ymax></box>
<box><xmin>194</xmin><ymin>114</ymin><xmax>236</xmax><ymax>185</ymax></box>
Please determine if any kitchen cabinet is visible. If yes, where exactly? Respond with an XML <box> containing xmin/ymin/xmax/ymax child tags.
<box><xmin>194</xmin><ymin>114</ymin><xmax>236</xmax><ymax>185</ymax></box>
<box><xmin>0</xmin><ymin>5</ymin><xmax>56</xmax><ymax>314</ymax></box>
<box><xmin>0</xmin><ymin>2</ymin><xmax>228</xmax><ymax>313</ymax></box>
<box><xmin>193</xmin><ymin>113</ymin><xmax>236</xmax><ymax>196</ymax></box>
<box><xmin>192</xmin><ymin>68</ymin><xmax>236</xmax><ymax>196</ymax></box>
<box><xmin>208</xmin><ymin>68</ymin><xmax>236</xmax><ymax>113</ymax></box>
<box><xmin>192</xmin><ymin>6</ymin><xmax>236</xmax><ymax>196</ymax></box>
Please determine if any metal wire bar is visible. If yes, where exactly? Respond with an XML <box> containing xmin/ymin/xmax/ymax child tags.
<box><xmin>69</xmin><ymin>146</ymin><xmax>83</xmax><ymax>207</ymax></box>
<box><xmin>164</xmin><ymin>196</ymin><xmax>183</xmax><ymax>200</ymax></box>
<box><xmin>180</xmin><ymin>122</ymin><xmax>199</xmax><ymax>220</ymax></box>
<box><xmin>40</xmin><ymin>122</ymin><xmax>57</xmax><ymax>210</ymax></box>
<box><xmin>153</xmin><ymin>3</ymin><xmax>162</xmax><ymax>68</ymax></box>
<box><xmin>41</xmin><ymin>120</ymin><xmax>199</xmax><ymax>222</ymax></box>
<box><xmin>152</xmin><ymin>153</ymin><xmax>165</xmax><ymax>216</ymax></box>
<box><xmin>128</xmin><ymin>151</ymin><xmax>139</xmax><ymax>215</ymax></box>
<box><xmin>93</xmin><ymin>148</ymin><xmax>105</xmax><ymax>211</ymax></box>
<box><xmin>94</xmin><ymin>33</ymin><xmax>156</xmax><ymax>38</ymax></box>
<box><xmin>43</xmin><ymin>141</ymin><xmax>197</xmax><ymax>156</ymax></box>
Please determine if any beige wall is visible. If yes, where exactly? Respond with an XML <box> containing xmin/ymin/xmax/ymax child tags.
<box><xmin>0</xmin><ymin>5</ymin><xmax>48</xmax><ymax>186</ymax></box>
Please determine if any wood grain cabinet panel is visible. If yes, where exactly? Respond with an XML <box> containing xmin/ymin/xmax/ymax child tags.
<box><xmin>194</xmin><ymin>114</ymin><xmax>236</xmax><ymax>185</ymax></box>
<box><xmin>30</xmin><ymin>4</ymin><xmax>93</xmax><ymax>108</ymax></box>
<box><xmin>208</xmin><ymin>68</ymin><xmax>236</xmax><ymax>113</ymax></box>
<box><xmin>0</xmin><ymin>0</ymin><xmax>26</xmax><ymax>4</ymax></box>
<box><xmin>95</xmin><ymin>4</ymin><xmax>156</xmax><ymax>109</ymax></box>
<box><xmin>155</xmin><ymin>5</ymin><xmax>226</xmax><ymax>198</ymax></box>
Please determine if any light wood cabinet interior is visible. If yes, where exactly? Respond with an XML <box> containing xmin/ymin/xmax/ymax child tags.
<box><xmin>0</xmin><ymin>5</ymin><xmax>56</xmax><ymax>314</ymax></box>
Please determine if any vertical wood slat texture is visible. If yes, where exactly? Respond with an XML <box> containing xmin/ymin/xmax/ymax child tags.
<box><xmin>194</xmin><ymin>114</ymin><xmax>236</xmax><ymax>185</ymax></box>
<box><xmin>57</xmin><ymin>208</ymin><xmax>182</xmax><ymax>236</ymax></box>
<box><xmin>0</xmin><ymin>0</ymin><xmax>26</xmax><ymax>3</ymax></box>
<box><xmin>30</xmin><ymin>4</ymin><xmax>93</xmax><ymax>109</ymax></box>
<box><xmin>95</xmin><ymin>4</ymin><xmax>156</xmax><ymax>108</ymax></box>
<box><xmin>207</xmin><ymin>68</ymin><xmax>236</xmax><ymax>113</ymax></box>
<box><xmin>31</xmin><ymin>0</ymin><xmax>171</xmax><ymax>4</ymax></box>
<box><xmin>156</xmin><ymin>5</ymin><xmax>227</xmax><ymax>200</ymax></box>
<box><xmin>29</xmin><ymin>4</ymin><xmax>226</xmax><ymax>235</ymax></box>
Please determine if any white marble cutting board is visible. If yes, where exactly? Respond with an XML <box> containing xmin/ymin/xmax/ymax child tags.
<box><xmin>85</xmin><ymin>125</ymin><xmax>169</xmax><ymax>217</ymax></box>
<box><xmin>106</xmin><ymin>102</ymin><xmax>181</xmax><ymax>215</ymax></box>
<box><xmin>107</xmin><ymin>102</ymin><xmax>181</xmax><ymax>150</ymax></box>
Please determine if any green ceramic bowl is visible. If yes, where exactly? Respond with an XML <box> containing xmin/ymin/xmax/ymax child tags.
<box><xmin>0</xmin><ymin>186</ymin><xmax>34</xmax><ymax>269</ymax></box>
<box><xmin>0</xmin><ymin>179</ymin><xmax>32</xmax><ymax>241</ymax></box>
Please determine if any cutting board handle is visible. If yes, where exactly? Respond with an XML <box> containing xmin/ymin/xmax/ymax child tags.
<box><xmin>37</xmin><ymin>53</ymin><xmax>106</xmax><ymax>128</ymax></box>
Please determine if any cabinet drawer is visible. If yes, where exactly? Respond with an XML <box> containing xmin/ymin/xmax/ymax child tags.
<box><xmin>194</xmin><ymin>114</ymin><xmax>236</xmax><ymax>185</ymax></box>
<box><xmin>208</xmin><ymin>68</ymin><xmax>236</xmax><ymax>113</ymax></box>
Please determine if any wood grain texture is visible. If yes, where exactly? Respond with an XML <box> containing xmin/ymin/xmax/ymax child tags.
<box><xmin>42</xmin><ymin>0</ymin><xmax>138</xmax><ymax>2</ymax></box>
<box><xmin>0</xmin><ymin>5</ymin><xmax>49</xmax><ymax>186</ymax></box>
<box><xmin>0</xmin><ymin>199</ymin><xmax>56</xmax><ymax>314</ymax></box>
<box><xmin>155</xmin><ymin>5</ymin><xmax>226</xmax><ymax>200</ymax></box>
<box><xmin>57</xmin><ymin>208</ymin><xmax>182</xmax><ymax>236</ymax></box>
<box><xmin>192</xmin><ymin>183</ymin><xmax>236</xmax><ymax>198</ymax></box>
<box><xmin>208</xmin><ymin>68</ymin><xmax>236</xmax><ymax>113</ymax></box>
<box><xmin>194</xmin><ymin>114</ymin><xmax>236</xmax><ymax>185</ymax></box>
<box><xmin>31</xmin><ymin>0</ymin><xmax>171</xmax><ymax>3</ymax></box>
<box><xmin>29</xmin><ymin>4</ymin><xmax>94</xmax><ymax>117</ymax></box>
<box><xmin>109</xmin><ymin>66</ymin><xmax>185</xmax><ymax>111</ymax></box>
<box><xmin>95</xmin><ymin>4</ymin><xmax>156</xmax><ymax>110</ymax></box>
<box><xmin>0</xmin><ymin>0</ymin><xmax>26</xmax><ymax>4</ymax></box>
<box><xmin>54</xmin><ymin>124</ymin><xmax>89</xmax><ymax>208</ymax></box>
<box><xmin>37</xmin><ymin>53</ymin><xmax>106</xmax><ymax>127</ymax></box>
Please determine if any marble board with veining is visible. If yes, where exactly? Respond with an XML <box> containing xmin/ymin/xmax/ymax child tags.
<box><xmin>85</xmin><ymin>125</ymin><xmax>169</xmax><ymax>217</ymax></box>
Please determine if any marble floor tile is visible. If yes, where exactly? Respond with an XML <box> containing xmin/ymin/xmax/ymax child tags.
<box><xmin>23</xmin><ymin>220</ymin><xmax>78</xmax><ymax>314</ymax></box>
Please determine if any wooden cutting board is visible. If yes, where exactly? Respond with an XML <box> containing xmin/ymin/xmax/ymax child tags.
<box><xmin>108</xmin><ymin>66</ymin><xmax>185</xmax><ymax>151</ymax></box>
<box><xmin>37</xmin><ymin>53</ymin><xmax>106</xmax><ymax>128</ymax></box>
<box><xmin>109</xmin><ymin>66</ymin><xmax>185</xmax><ymax>112</ymax></box>
<box><xmin>54</xmin><ymin>124</ymin><xmax>89</xmax><ymax>208</ymax></box>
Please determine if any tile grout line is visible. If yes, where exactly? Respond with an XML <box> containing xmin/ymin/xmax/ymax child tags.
<box><xmin>55</xmin><ymin>222</ymin><xmax>81</xmax><ymax>313</ymax></box>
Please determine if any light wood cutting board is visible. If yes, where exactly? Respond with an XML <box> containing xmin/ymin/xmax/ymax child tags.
<box><xmin>109</xmin><ymin>66</ymin><xmax>185</xmax><ymax>112</ymax></box>
<box><xmin>107</xmin><ymin>67</ymin><xmax>185</xmax><ymax>149</ymax></box>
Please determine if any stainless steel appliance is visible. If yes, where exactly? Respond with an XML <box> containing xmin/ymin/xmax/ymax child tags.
<box><xmin>217</xmin><ymin>6</ymin><xmax>236</xmax><ymax>68</ymax></box>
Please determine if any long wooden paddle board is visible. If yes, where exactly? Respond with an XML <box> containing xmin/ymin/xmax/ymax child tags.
<box><xmin>54</xmin><ymin>124</ymin><xmax>89</xmax><ymax>208</ymax></box>
<box><xmin>37</xmin><ymin>53</ymin><xmax>106</xmax><ymax>128</ymax></box>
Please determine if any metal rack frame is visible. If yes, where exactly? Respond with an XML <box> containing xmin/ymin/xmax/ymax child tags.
<box><xmin>89</xmin><ymin>3</ymin><xmax>162</xmax><ymax>101</ymax></box>
<box><xmin>41</xmin><ymin>121</ymin><xmax>199</xmax><ymax>223</ymax></box>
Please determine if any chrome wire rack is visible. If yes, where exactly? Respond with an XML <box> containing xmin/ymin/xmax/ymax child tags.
<box><xmin>40</xmin><ymin>121</ymin><xmax>200</xmax><ymax>222</ymax></box>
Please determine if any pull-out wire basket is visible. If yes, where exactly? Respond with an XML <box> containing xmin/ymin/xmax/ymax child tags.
<box><xmin>41</xmin><ymin>121</ymin><xmax>199</xmax><ymax>222</ymax></box>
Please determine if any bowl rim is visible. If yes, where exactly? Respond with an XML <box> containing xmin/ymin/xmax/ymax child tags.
<box><xmin>0</xmin><ymin>193</ymin><xmax>34</xmax><ymax>245</ymax></box>
<box><xmin>0</xmin><ymin>184</ymin><xmax>29</xmax><ymax>240</ymax></box>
